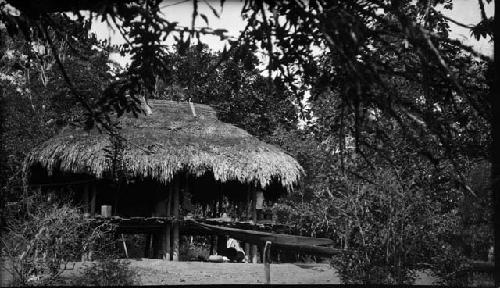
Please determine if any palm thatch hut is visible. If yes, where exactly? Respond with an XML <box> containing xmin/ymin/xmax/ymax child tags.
<box><xmin>23</xmin><ymin>99</ymin><xmax>303</xmax><ymax>261</ymax></box>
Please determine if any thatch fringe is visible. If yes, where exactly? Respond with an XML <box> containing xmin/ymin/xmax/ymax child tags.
<box><xmin>25</xmin><ymin>100</ymin><xmax>304</xmax><ymax>191</ymax></box>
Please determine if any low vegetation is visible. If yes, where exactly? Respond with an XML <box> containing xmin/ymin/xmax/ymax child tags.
<box><xmin>0</xmin><ymin>191</ymin><xmax>137</xmax><ymax>286</ymax></box>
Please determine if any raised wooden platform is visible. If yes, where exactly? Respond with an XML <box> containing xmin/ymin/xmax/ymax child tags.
<box><xmin>85</xmin><ymin>216</ymin><xmax>344</xmax><ymax>257</ymax></box>
<box><xmin>189</xmin><ymin>221</ymin><xmax>346</xmax><ymax>257</ymax></box>
<box><xmin>85</xmin><ymin>216</ymin><xmax>173</xmax><ymax>232</ymax></box>
<box><xmin>85</xmin><ymin>215</ymin><xmax>291</xmax><ymax>233</ymax></box>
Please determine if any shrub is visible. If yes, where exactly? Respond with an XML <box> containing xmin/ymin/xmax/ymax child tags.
<box><xmin>275</xmin><ymin>167</ymin><xmax>471</xmax><ymax>284</ymax></box>
<box><xmin>1</xmin><ymin>191</ymin><xmax>94</xmax><ymax>285</ymax></box>
<box><xmin>71</xmin><ymin>219</ymin><xmax>139</xmax><ymax>286</ymax></box>
<box><xmin>179</xmin><ymin>236</ymin><xmax>210</xmax><ymax>261</ymax></box>
<box><xmin>73</xmin><ymin>259</ymin><xmax>138</xmax><ymax>286</ymax></box>
<box><xmin>0</xmin><ymin>190</ymin><xmax>136</xmax><ymax>286</ymax></box>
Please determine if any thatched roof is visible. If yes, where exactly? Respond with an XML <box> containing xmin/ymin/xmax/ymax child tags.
<box><xmin>25</xmin><ymin>100</ymin><xmax>303</xmax><ymax>191</ymax></box>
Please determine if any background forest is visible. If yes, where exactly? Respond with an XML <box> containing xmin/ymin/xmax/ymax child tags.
<box><xmin>0</xmin><ymin>0</ymin><xmax>495</xmax><ymax>285</ymax></box>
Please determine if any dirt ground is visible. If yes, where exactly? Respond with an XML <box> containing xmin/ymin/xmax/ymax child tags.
<box><xmin>57</xmin><ymin>259</ymin><xmax>439</xmax><ymax>285</ymax></box>
<box><xmin>133</xmin><ymin>260</ymin><xmax>338</xmax><ymax>285</ymax></box>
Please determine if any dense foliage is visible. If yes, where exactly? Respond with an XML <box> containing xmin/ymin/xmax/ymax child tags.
<box><xmin>152</xmin><ymin>44</ymin><xmax>297</xmax><ymax>139</ymax></box>
<box><xmin>159</xmin><ymin>44</ymin><xmax>492</xmax><ymax>282</ymax></box>
<box><xmin>0</xmin><ymin>0</ymin><xmax>495</xmax><ymax>285</ymax></box>
<box><xmin>0</xmin><ymin>190</ymin><xmax>128</xmax><ymax>285</ymax></box>
<box><xmin>0</xmin><ymin>17</ymin><xmax>115</xmax><ymax>210</ymax></box>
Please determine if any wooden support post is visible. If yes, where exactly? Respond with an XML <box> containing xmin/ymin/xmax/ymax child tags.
<box><xmin>218</xmin><ymin>183</ymin><xmax>223</xmax><ymax>216</ymax></box>
<box><xmin>251</xmin><ymin>245</ymin><xmax>259</xmax><ymax>264</ymax></box>
<box><xmin>172</xmin><ymin>176</ymin><xmax>180</xmax><ymax>261</ymax></box>
<box><xmin>154</xmin><ymin>233</ymin><xmax>161</xmax><ymax>259</ymax></box>
<box><xmin>260</xmin><ymin>244</ymin><xmax>264</xmax><ymax>263</ymax></box>
<box><xmin>244</xmin><ymin>186</ymin><xmax>251</xmax><ymax>262</ymax></box>
<box><xmin>212</xmin><ymin>200</ymin><xmax>217</xmax><ymax>218</ymax></box>
<box><xmin>148</xmin><ymin>233</ymin><xmax>154</xmax><ymax>258</ymax></box>
<box><xmin>245</xmin><ymin>243</ymin><xmax>250</xmax><ymax>262</ymax></box>
<box><xmin>246</xmin><ymin>186</ymin><xmax>251</xmax><ymax>220</ymax></box>
<box><xmin>210</xmin><ymin>235</ymin><xmax>217</xmax><ymax>255</ymax></box>
<box><xmin>145</xmin><ymin>234</ymin><xmax>151</xmax><ymax>258</ymax></box>
<box><xmin>157</xmin><ymin>229</ymin><xmax>165</xmax><ymax>259</ymax></box>
<box><xmin>90</xmin><ymin>182</ymin><xmax>96</xmax><ymax>216</ymax></box>
<box><xmin>252</xmin><ymin>187</ymin><xmax>257</xmax><ymax>223</ymax></box>
<box><xmin>163</xmin><ymin>225</ymin><xmax>171</xmax><ymax>260</ymax></box>
<box><xmin>263</xmin><ymin>241</ymin><xmax>271</xmax><ymax>284</ymax></box>
<box><xmin>251</xmin><ymin>187</ymin><xmax>258</xmax><ymax>263</ymax></box>
<box><xmin>164</xmin><ymin>184</ymin><xmax>172</xmax><ymax>261</ymax></box>
<box><xmin>184</xmin><ymin>174</ymin><xmax>192</xmax><ymax>213</ymax></box>
<box><xmin>151</xmin><ymin>233</ymin><xmax>158</xmax><ymax>259</ymax></box>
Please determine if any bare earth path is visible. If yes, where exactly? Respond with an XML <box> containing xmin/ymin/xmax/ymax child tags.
<box><xmin>132</xmin><ymin>260</ymin><xmax>339</xmax><ymax>285</ymax></box>
<box><xmin>58</xmin><ymin>259</ymin><xmax>437</xmax><ymax>285</ymax></box>
<box><xmin>60</xmin><ymin>260</ymin><xmax>339</xmax><ymax>285</ymax></box>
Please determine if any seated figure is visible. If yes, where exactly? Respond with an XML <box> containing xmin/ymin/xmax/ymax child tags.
<box><xmin>224</xmin><ymin>238</ymin><xmax>245</xmax><ymax>263</ymax></box>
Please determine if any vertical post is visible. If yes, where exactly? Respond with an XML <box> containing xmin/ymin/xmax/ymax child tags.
<box><xmin>210</xmin><ymin>235</ymin><xmax>217</xmax><ymax>255</ymax></box>
<box><xmin>210</xmin><ymin>184</ymin><xmax>218</xmax><ymax>255</ymax></box>
<box><xmin>246</xmin><ymin>186</ymin><xmax>252</xmax><ymax>220</ymax></box>
<box><xmin>172</xmin><ymin>175</ymin><xmax>180</xmax><ymax>261</ymax></box>
<box><xmin>252</xmin><ymin>187</ymin><xmax>257</xmax><ymax>223</ymax></box>
<box><xmin>145</xmin><ymin>234</ymin><xmax>151</xmax><ymax>258</ymax></box>
<box><xmin>212</xmin><ymin>200</ymin><xmax>217</xmax><ymax>218</ymax></box>
<box><xmin>216</xmin><ymin>182</ymin><xmax>224</xmax><ymax>256</ymax></box>
<box><xmin>148</xmin><ymin>234</ymin><xmax>154</xmax><ymax>258</ymax></box>
<box><xmin>153</xmin><ymin>231</ymin><xmax>163</xmax><ymax>259</ymax></box>
<box><xmin>90</xmin><ymin>182</ymin><xmax>96</xmax><ymax>216</ymax></box>
<box><xmin>209</xmin><ymin>185</ymin><xmax>218</xmax><ymax>255</ymax></box>
<box><xmin>245</xmin><ymin>186</ymin><xmax>251</xmax><ymax>262</ymax></box>
<box><xmin>218</xmin><ymin>183</ymin><xmax>223</xmax><ymax>217</ymax></box>
<box><xmin>164</xmin><ymin>184</ymin><xmax>172</xmax><ymax>261</ymax></box>
<box><xmin>263</xmin><ymin>241</ymin><xmax>271</xmax><ymax>284</ymax></box>
<box><xmin>183</xmin><ymin>174</ymin><xmax>193</xmax><ymax>213</ymax></box>
<box><xmin>244</xmin><ymin>242</ymin><xmax>250</xmax><ymax>262</ymax></box>
<box><xmin>251</xmin><ymin>187</ymin><xmax>258</xmax><ymax>263</ymax></box>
